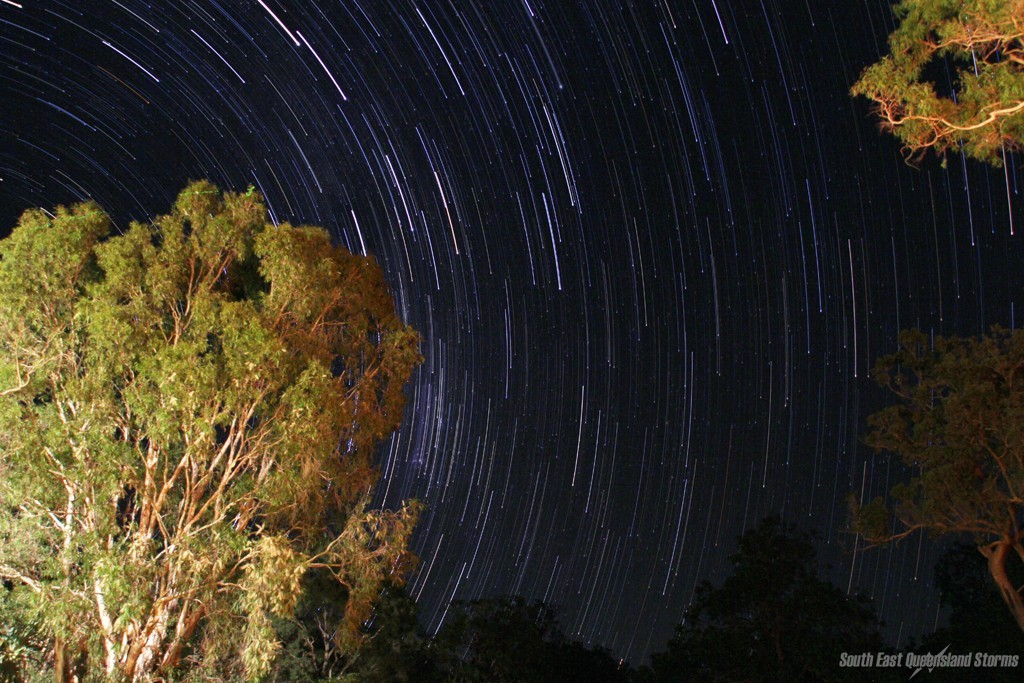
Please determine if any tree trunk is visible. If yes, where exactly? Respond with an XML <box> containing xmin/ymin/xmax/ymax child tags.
<box><xmin>54</xmin><ymin>638</ymin><xmax>70</xmax><ymax>683</ymax></box>
<box><xmin>53</xmin><ymin>637</ymin><xmax>87</xmax><ymax>683</ymax></box>
<box><xmin>123</xmin><ymin>605</ymin><xmax>171</xmax><ymax>682</ymax></box>
<box><xmin>126</xmin><ymin>608</ymin><xmax>171</xmax><ymax>682</ymax></box>
<box><xmin>984</xmin><ymin>539</ymin><xmax>1024</xmax><ymax>632</ymax></box>
<box><xmin>157</xmin><ymin>602</ymin><xmax>206</xmax><ymax>676</ymax></box>
<box><xmin>94</xmin><ymin>574</ymin><xmax>118</xmax><ymax>675</ymax></box>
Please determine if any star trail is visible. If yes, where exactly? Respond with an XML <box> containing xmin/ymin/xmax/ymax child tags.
<box><xmin>1</xmin><ymin>0</ymin><xmax>1021</xmax><ymax>664</ymax></box>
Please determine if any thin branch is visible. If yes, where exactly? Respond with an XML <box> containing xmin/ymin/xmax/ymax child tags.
<box><xmin>0</xmin><ymin>564</ymin><xmax>42</xmax><ymax>593</ymax></box>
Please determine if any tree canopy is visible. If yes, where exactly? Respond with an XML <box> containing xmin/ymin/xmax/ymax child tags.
<box><xmin>0</xmin><ymin>182</ymin><xmax>421</xmax><ymax>681</ymax></box>
<box><xmin>649</xmin><ymin>518</ymin><xmax>888</xmax><ymax>683</ymax></box>
<box><xmin>855</xmin><ymin>328</ymin><xmax>1024</xmax><ymax>632</ymax></box>
<box><xmin>265</xmin><ymin>582</ymin><xmax>629</xmax><ymax>683</ymax></box>
<box><xmin>851</xmin><ymin>0</ymin><xmax>1024</xmax><ymax>164</ymax></box>
<box><xmin>431</xmin><ymin>596</ymin><xmax>628</xmax><ymax>683</ymax></box>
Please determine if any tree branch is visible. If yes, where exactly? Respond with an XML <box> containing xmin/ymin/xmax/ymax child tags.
<box><xmin>0</xmin><ymin>564</ymin><xmax>42</xmax><ymax>593</ymax></box>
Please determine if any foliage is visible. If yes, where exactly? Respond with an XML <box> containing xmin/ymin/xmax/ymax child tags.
<box><xmin>434</xmin><ymin>596</ymin><xmax>562</xmax><ymax>682</ymax></box>
<box><xmin>649</xmin><ymin>518</ymin><xmax>889</xmax><ymax>682</ymax></box>
<box><xmin>908</xmin><ymin>543</ymin><xmax>1024</xmax><ymax>682</ymax></box>
<box><xmin>272</xmin><ymin>586</ymin><xmax>630</xmax><ymax>683</ymax></box>
<box><xmin>343</xmin><ymin>582</ymin><xmax>443</xmax><ymax>682</ymax></box>
<box><xmin>0</xmin><ymin>583</ymin><xmax>48</xmax><ymax>683</ymax></box>
<box><xmin>855</xmin><ymin>327</ymin><xmax>1024</xmax><ymax>631</ymax></box>
<box><xmin>267</xmin><ymin>567</ymin><xmax>350</xmax><ymax>682</ymax></box>
<box><xmin>0</xmin><ymin>182</ymin><xmax>421</xmax><ymax>681</ymax></box>
<box><xmin>851</xmin><ymin>0</ymin><xmax>1024</xmax><ymax>164</ymax></box>
<box><xmin>433</xmin><ymin>596</ymin><xmax>628</xmax><ymax>683</ymax></box>
<box><xmin>266</xmin><ymin>573</ymin><xmax>439</xmax><ymax>682</ymax></box>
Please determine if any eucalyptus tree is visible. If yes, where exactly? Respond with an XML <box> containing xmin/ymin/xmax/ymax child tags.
<box><xmin>0</xmin><ymin>182</ymin><xmax>421</xmax><ymax>681</ymax></box>
<box><xmin>852</xmin><ymin>0</ymin><xmax>1024</xmax><ymax>164</ymax></box>
<box><xmin>856</xmin><ymin>328</ymin><xmax>1024</xmax><ymax>633</ymax></box>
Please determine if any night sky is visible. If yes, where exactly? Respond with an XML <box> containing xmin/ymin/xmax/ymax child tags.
<box><xmin>1</xmin><ymin>0</ymin><xmax>1021</xmax><ymax>665</ymax></box>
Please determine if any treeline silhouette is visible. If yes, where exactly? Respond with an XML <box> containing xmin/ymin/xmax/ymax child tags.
<box><xmin>5</xmin><ymin>517</ymin><xmax>1023</xmax><ymax>681</ymax></box>
<box><xmin>273</xmin><ymin>517</ymin><xmax>1024</xmax><ymax>682</ymax></box>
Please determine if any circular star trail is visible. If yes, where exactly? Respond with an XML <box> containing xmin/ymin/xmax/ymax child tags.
<box><xmin>2</xmin><ymin>0</ymin><xmax>1021</xmax><ymax>663</ymax></box>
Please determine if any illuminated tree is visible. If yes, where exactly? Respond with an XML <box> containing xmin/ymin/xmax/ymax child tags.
<box><xmin>851</xmin><ymin>0</ymin><xmax>1024</xmax><ymax>164</ymax></box>
<box><xmin>855</xmin><ymin>328</ymin><xmax>1024</xmax><ymax>632</ymax></box>
<box><xmin>0</xmin><ymin>182</ymin><xmax>421</xmax><ymax>681</ymax></box>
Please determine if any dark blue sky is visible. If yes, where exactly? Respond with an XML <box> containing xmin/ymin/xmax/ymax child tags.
<box><xmin>2</xmin><ymin>0</ymin><xmax>1019</xmax><ymax>663</ymax></box>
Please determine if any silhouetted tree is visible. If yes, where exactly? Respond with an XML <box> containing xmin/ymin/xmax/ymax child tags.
<box><xmin>268</xmin><ymin>577</ymin><xmax>442</xmax><ymax>682</ymax></box>
<box><xmin>269</xmin><ymin>585</ymin><xmax>631</xmax><ymax>682</ymax></box>
<box><xmin>346</xmin><ymin>582</ymin><xmax>443</xmax><ymax>682</ymax></box>
<box><xmin>649</xmin><ymin>518</ymin><xmax>890</xmax><ymax>682</ymax></box>
<box><xmin>907</xmin><ymin>543</ymin><xmax>1024</xmax><ymax>682</ymax></box>
<box><xmin>434</xmin><ymin>596</ymin><xmax>629</xmax><ymax>683</ymax></box>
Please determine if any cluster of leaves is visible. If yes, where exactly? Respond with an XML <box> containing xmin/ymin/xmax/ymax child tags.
<box><xmin>0</xmin><ymin>584</ymin><xmax>48</xmax><ymax>683</ymax></box>
<box><xmin>0</xmin><ymin>182</ymin><xmax>421</xmax><ymax>681</ymax></box>
<box><xmin>857</xmin><ymin>328</ymin><xmax>1024</xmax><ymax>539</ymax></box>
<box><xmin>852</xmin><ymin>0</ymin><xmax>1024</xmax><ymax>164</ymax></box>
